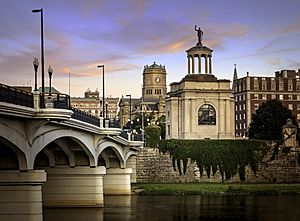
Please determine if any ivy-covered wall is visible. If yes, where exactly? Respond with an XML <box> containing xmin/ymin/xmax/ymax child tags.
<box><xmin>158</xmin><ymin>139</ymin><xmax>267</xmax><ymax>181</ymax></box>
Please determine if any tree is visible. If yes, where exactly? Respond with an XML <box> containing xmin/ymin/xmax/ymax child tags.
<box><xmin>155</xmin><ymin>115</ymin><xmax>166</xmax><ymax>139</ymax></box>
<box><xmin>248</xmin><ymin>99</ymin><xmax>298</xmax><ymax>140</ymax></box>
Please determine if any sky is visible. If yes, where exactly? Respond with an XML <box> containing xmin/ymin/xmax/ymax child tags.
<box><xmin>1</xmin><ymin>0</ymin><xmax>300</xmax><ymax>98</ymax></box>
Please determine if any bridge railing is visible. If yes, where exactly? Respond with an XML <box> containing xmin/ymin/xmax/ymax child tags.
<box><xmin>42</xmin><ymin>93</ymin><xmax>71</xmax><ymax>109</ymax></box>
<box><xmin>70</xmin><ymin>107</ymin><xmax>100</xmax><ymax>127</ymax></box>
<box><xmin>119</xmin><ymin>131</ymin><xmax>143</xmax><ymax>141</ymax></box>
<box><xmin>0</xmin><ymin>83</ymin><xmax>33</xmax><ymax>108</ymax></box>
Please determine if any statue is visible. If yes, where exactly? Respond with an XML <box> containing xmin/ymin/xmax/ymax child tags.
<box><xmin>195</xmin><ymin>25</ymin><xmax>203</xmax><ymax>46</ymax></box>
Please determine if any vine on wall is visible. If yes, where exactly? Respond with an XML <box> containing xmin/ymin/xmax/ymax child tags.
<box><xmin>158</xmin><ymin>139</ymin><xmax>267</xmax><ymax>181</ymax></box>
<box><xmin>145</xmin><ymin>124</ymin><xmax>161</xmax><ymax>148</ymax></box>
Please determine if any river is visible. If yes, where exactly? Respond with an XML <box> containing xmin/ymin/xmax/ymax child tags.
<box><xmin>44</xmin><ymin>195</ymin><xmax>300</xmax><ymax>221</ymax></box>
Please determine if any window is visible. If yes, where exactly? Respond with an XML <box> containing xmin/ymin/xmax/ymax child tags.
<box><xmin>296</xmin><ymin>81</ymin><xmax>300</xmax><ymax>91</ymax></box>
<box><xmin>262</xmin><ymin>94</ymin><xmax>267</xmax><ymax>100</ymax></box>
<box><xmin>198</xmin><ymin>104</ymin><xmax>216</xmax><ymax>125</ymax></box>
<box><xmin>279</xmin><ymin>80</ymin><xmax>284</xmax><ymax>91</ymax></box>
<box><xmin>271</xmin><ymin>94</ymin><xmax>276</xmax><ymax>99</ymax></box>
<box><xmin>271</xmin><ymin>79</ymin><xmax>276</xmax><ymax>91</ymax></box>
<box><xmin>254</xmin><ymin>94</ymin><xmax>259</xmax><ymax>100</ymax></box>
<box><xmin>297</xmin><ymin>104</ymin><xmax>300</xmax><ymax>110</ymax></box>
<box><xmin>254</xmin><ymin>103</ymin><xmax>259</xmax><ymax>110</ymax></box>
<box><xmin>288</xmin><ymin>104</ymin><xmax>293</xmax><ymax>110</ymax></box>
<box><xmin>297</xmin><ymin>114</ymin><xmax>300</xmax><ymax>120</ymax></box>
<box><xmin>288</xmin><ymin>80</ymin><xmax>293</xmax><ymax>91</ymax></box>
<box><xmin>279</xmin><ymin>95</ymin><xmax>283</xmax><ymax>100</ymax></box>
<box><xmin>288</xmin><ymin>95</ymin><xmax>293</xmax><ymax>100</ymax></box>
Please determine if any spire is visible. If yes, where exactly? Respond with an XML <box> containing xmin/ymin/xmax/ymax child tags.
<box><xmin>232</xmin><ymin>64</ymin><xmax>238</xmax><ymax>90</ymax></box>
<box><xmin>233</xmin><ymin>64</ymin><xmax>238</xmax><ymax>81</ymax></box>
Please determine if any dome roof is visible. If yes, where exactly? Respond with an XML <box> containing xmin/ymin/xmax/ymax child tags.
<box><xmin>144</xmin><ymin>62</ymin><xmax>165</xmax><ymax>70</ymax></box>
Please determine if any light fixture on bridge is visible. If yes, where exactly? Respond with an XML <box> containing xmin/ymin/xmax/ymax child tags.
<box><xmin>33</xmin><ymin>57</ymin><xmax>39</xmax><ymax>91</ymax></box>
<box><xmin>47</xmin><ymin>65</ymin><xmax>53</xmax><ymax>95</ymax></box>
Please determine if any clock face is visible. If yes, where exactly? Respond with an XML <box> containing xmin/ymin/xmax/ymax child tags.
<box><xmin>155</xmin><ymin>77</ymin><xmax>160</xmax><ymax>83</ymax></box>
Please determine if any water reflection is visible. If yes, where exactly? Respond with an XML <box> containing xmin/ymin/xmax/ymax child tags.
<box><xmin>44</xmin><ymin>195</ymin><xmax>300</xmax><ymax>221</ymax></box>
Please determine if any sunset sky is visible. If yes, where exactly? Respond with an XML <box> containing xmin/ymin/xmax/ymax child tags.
<box><xmin>1</xmin><ymin>0</ymin><xmax>300</xmax><ymax>98</ymax></box>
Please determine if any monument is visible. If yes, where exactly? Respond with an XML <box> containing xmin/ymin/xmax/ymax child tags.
<box><xmin>165</xmin><ymin>26</ymin><xmax>235</xmax><ymax>139</ymax></box>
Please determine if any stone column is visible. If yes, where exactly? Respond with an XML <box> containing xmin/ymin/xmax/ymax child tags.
<box><xmin>187</xmin><ymin>56</ymin><xmax>190</xmax><ymax>74</ymax></box>
<box><xmin>209</xmin><ymin>56</ymin><xmax>212</xmax><ymax>74</ymax></box>
<box><xmin>218</xmin><ymin>99</ymin><xmax>225</xmax><ymax>137</ymax></box>
<box><xmin>205</xmin><ymin>56</ymin><xmax>208</xmax><ymax>74</ymax></box>
<box><xmin>225</xmin><ymin>99</ymin><xmax>231</xmax><ymax>136</ymax></box>
<box><xmin>0</xmin><ymin>170</ymin><xmax>46</xmax><ymax>221</ymax></box>
<box><xmin>42</xmin><ymin>167</ymin><xmax>106</xmax><ymax>207</ymax></box>
<box><xmin>191</xmin><ymin>56</ymin><xmax>195</xmax><ymax>74</ymax></box>
<box><xmin>33</xmin><ymin>90</ymin><xmax>40</xmax><ymax>111</ymax></box>
<box><xmin>126</xmin><ymin>155</ymin><xmax>137</xmax><ymax>183</ymax></box>
<box><xmin>103</xmin><ymin>168</ymin><xmax>132</xmax><ymax>195</ymax></box>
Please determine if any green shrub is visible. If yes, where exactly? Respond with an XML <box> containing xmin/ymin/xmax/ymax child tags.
<box><xmin>145</xmin><ymin>124</ymin><xmax>161</xmax><ymax>148</ymax></box>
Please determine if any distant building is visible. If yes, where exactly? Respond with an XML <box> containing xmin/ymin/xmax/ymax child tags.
<box><xmin>118</xmin><ymin>62</ymin><xmax>167</xmax><ymax>128</ymax></box>
<box><xmin>71</xmin><ymin>89</ymin><xmax>119</xmax><ymax>120</ymax></box>
<box><xmin>233</xmin><ymin>69</ymin><xmax>300</xmax><ymax>137</ymax></box>
<box><xmin>118</xmin><ymin>97</ymin><xmax>141</xmax><ymax>128</ymax></box>
<box><xmin>140</xmin><ymin>62</ymin><xmax>167</xmax><ymax>119</ymax></box>
<box><xmin>165</xmin><ymin>28</ymin><xmax>235</xmax><ymax>139</ymax></box>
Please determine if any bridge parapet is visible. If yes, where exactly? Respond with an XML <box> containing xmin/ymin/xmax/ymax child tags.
<box><xmin>0</xmin><ymin>83</ymin><xmax>33</xmax><ymax>108</ymax></box>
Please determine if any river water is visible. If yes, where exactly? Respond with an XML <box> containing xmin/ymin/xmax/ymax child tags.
<box><xmin>44</xmin><ymin>195</ymin><xmax>300</xmax><ymax>221</ymax></box>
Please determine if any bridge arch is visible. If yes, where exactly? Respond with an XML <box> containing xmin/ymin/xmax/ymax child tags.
<box><xmin>30</xmin><ymin>129</ymin><xmax>97</xmax><ymax>169</ymax></box>
<box><xmin>97</xmin><ymin>140</ymin><xmax>125</xmax><ymax>168</ymax></box>
<box><xmin>0</xmin><ymin>123</ymin><xmax>28</xmax><ymax>170</ymax></box>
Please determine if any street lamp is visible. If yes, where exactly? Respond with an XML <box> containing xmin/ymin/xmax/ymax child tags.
<box><xmin>126</xmin><ymin>94</ymin><xmax>132</xmax><ymax>132</ymax></box>
<box><xmin>97</xmin><ymin>65</ymin><xmax>105</xmax><ymax>118</ymax></box>
<box><xmin>105</xmin><ymin>98</ymin><xmax>108</xmax><ymax>119</ymax></box>
<box><xmin>32</xmin><ymin>8</ymin><xmax>45</xmax><ymax>106</ymax></box>
<box><xmin>48</xmin><ymin>65</ymin><xmax>53</xmax><ymax>95</ymax></box>
<box><xmin>33</xmin><ymin>57</ymin><xmax>39</xmax><ymax>91</ymax></box>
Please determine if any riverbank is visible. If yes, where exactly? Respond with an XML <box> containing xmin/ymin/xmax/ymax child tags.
<box><xmin>133</xmin><ymin>183</ymin><xmax>300</xmax><ymax>196</ymax></box>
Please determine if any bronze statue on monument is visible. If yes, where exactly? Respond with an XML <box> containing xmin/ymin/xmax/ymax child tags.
<box><xmin>195</xmin><ymin>25</ymin><xmax>203</xmax><ymax>46</ymax></box>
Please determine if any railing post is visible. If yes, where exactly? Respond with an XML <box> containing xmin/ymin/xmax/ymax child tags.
<box><xmin>33</xmin><ymin>90</ymin><xmax>40</xmax><ymax>111</ymax></box>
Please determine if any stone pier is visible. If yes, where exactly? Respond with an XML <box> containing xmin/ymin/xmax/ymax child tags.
<box><xmin>42</xmin><ymin>167</ymin><xmax>106</xmax><ymax>207</ymax></box>
<box><xmin>103</xmin><ymin>168</ymin><xmax>132</xmax><ymax>195</ymax></box>
<box><xmin>0</xmin><ymin>170</ymin><xmax>46</xmax><ymax>221</ymax></box>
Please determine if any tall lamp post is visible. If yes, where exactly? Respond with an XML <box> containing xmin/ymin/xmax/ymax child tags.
<box><xmin>33</xmin><ymin>57</ymin><xmax>39</xmax><ymax>91</ymax></box>
<box><xmin>97</xmin><ymin>65</ymin><xmax>105</xmax><ymax>124</ymax></box>
<box><xmin>48</xmin><ymin>65</ymin><xmax>53</xmax><ymax>95</ymax></box>
<box><xmin>126</xmin><ymin>94</ymin><xmax>132</xmax><ymax>132</ymax></box>
<box><xmin>32</xmin><ymin>8</ymin><xmax>45</xmax><ymax>106</ymax></box>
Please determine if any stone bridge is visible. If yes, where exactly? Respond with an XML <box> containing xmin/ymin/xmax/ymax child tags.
<box><xmin>0</xmin><ymin>84</ymin><xmax>143</xmax><ymax>221</ymax></box>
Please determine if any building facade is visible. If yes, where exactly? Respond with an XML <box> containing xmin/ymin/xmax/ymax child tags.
<box><xmin>233</xmin><ymin>69</ymin><xmax>300</xmax><ymax>137</ymax></box>
<box><xmin>141</xmin><ymin>62</ymin><xmax>167</xmax><ymax>119</ymax></box>
<box><xmin>118</xmin><ymin>62</ymin><xmax>167</xmax><ymax>129</ymax></box>
<box><xmin>165</xmin><ymin>28</ymin><xmax>235</xmax><ymax>140</ymax></box>
<box><xmin>71</xmin><ymin>89</ymin><xmax>119</xmax><ymax>121</ymax></box>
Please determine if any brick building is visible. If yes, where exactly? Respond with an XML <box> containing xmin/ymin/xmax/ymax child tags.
<box><xmin>233</xmin><ymin>69</ymin><xmax>300</xmax><ymax>137</ymax></box>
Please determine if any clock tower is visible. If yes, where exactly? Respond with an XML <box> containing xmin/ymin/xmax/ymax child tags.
<box><xmin>142</xmin><ymin>62</ymin><xmax>167</xmax><ymax>100</ymax></box>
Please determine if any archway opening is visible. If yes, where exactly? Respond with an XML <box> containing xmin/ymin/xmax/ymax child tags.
<box><xmin>98</xmin><ymin>147</ymin><xmax>121</xmax><ymax>168</ymax></box>
<box><xmin>0</xmin><ymin>138</ymin><xmax>19</xmax><ymax>170</ymax></box>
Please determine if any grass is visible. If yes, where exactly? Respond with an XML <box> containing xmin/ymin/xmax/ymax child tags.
<box><xmin>133</xmin><ymin>183</ymin><xmax>300</xmax><ymax>196</ymax></box>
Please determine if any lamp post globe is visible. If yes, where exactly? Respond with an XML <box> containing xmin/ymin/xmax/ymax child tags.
<box><xmin>33</xmin><ymin>57</ymin><xmax>39</xmax><ymax>91</ymax></box>
<box><xmin>47</xmin><ymin>65</ymin><xmax>53</xmax><ymax>95</ymax></box>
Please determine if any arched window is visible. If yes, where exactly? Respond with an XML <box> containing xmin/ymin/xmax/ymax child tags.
<box><xmin>198</xmin><ymin>104</ymin><xmax>216</xmax><ymax>125</ymax></box>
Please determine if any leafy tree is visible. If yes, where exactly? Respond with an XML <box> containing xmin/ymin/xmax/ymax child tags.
<box><xmin>248</xmin><ymin>99</ymin><xmax>298</xmax><ymax>141</ymax></box>
<box><xmin>155</xmin><ymin>115</ymin><xmax>166</xmax><ymax>139</ymax></box>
